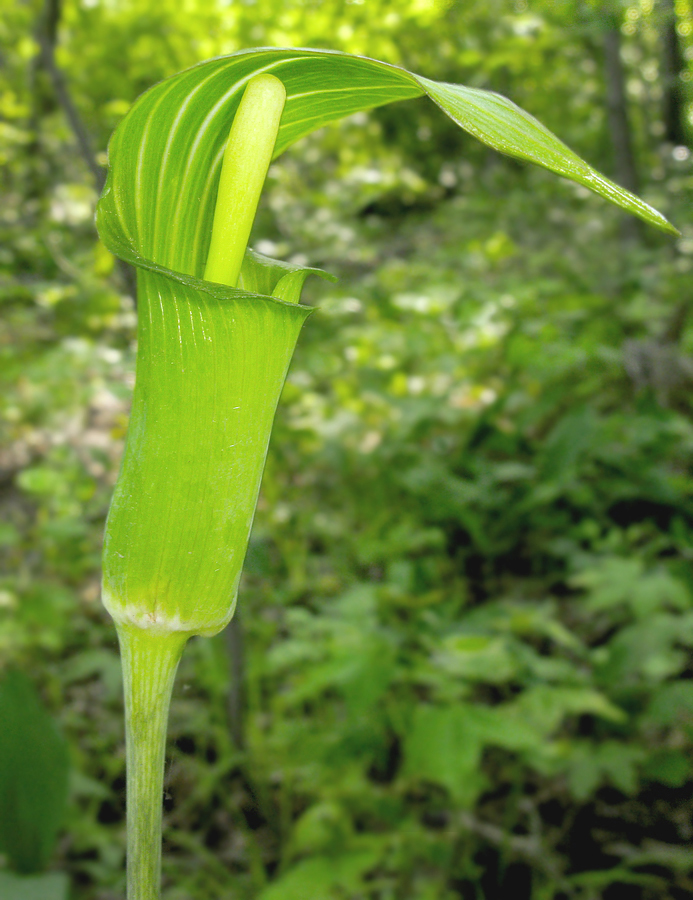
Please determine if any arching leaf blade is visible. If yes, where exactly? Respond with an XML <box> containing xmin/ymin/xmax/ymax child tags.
<box><xmin>415</xmin><ymin>75</ymin><xmax>679</xmax><ymax>236</ymax></box>
<box><xmin>97</xmin><ymin>47</ymin><xmax>677</xmax><ymax>289</ymax></box>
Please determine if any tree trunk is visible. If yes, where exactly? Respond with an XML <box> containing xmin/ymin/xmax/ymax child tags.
<box><xmin>603</xmin><ymin>26</ymin><xmax>639</xmax><ymax>195</ymax></box>
<box><xmin>35</xmin><ymin>0</ymin><xmax>105</xmax><ymax>192</ymax></box>
<box><xmin>32</xmin><ymin>0</ymin><xmax>138</xmax><ymax>298</ymax></box>
<box><xmin>660</xmin><ymin>0</ymin><xmax>687</xmax><ymax>145</ymax></box>
<box><xmin>602</xmin><ymin>22</ymin><xmax>641</xmax><ymax>240</ymax></box>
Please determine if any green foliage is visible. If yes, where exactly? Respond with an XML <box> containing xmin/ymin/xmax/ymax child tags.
<box><xmin>0</xmin><ymin>672</ymin><xmax>70</xmax><ymax>875</ymax></box>
<box><xmin>1</xmin><ymin>1</ymin><xmax>693</xmax><ymax>899</ymax></box>
<box><xmin>0</xmin><ymin>871</ymin><xmax>69</xmax><ymax>900</ymax></box>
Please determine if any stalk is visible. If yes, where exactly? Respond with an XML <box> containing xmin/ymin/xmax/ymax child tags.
<box><xmin>204</xmin><ymin>73</ymin><xmax>286</xmax><ymax>287</ymax></box>
<box><xmin>116</xmin><ymin>73</ymin><xmax>288</xmax><ymax>899</ymax></box>
<box><xmin>119</xmin><ymin>626</ymin><xmax>188</xmax><ymax>900</ymax></box>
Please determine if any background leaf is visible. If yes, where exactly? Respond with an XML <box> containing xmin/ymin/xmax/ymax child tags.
<box><xmin>0</xmin><ymin>872</ymin><xmax>69</xmax><ymax>900</ymax></box>
<box><xmin>0</xmin><ymin>672</ymin><xmax>70</xmax><ymax>874</ymax></box>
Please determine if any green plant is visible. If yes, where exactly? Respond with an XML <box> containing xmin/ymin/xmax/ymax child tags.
<box><xmin>0</xmin><ymin>671</ymin><xmax>70</xmax><ymax>900</ymax></box>
<box><xmin>96</xmin><ymin>48</ymin><xmax>676</xmax><ymax>899</ymax></box>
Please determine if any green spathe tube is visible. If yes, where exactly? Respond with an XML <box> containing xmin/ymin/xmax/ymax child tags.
<box><xmin>102</xmin><ymin>74</ymin><xmax>308</xmax><ymax>639</ymax></box>
<box><xmin>101</xmin><ymin>268</ymin><xmax>311</xmax><ymax>637</ymax></box>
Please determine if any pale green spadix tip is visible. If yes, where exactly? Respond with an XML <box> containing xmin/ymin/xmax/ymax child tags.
<box><xmin>204</xmin><ymin>73</ymin><xmax>287</xmax><ymax>287</ymax></box>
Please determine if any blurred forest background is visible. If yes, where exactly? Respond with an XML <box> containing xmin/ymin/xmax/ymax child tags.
<box><xmin>1</xmin><ymin>0</ymin><xmax>693</xmax><ymax>898</ymax></box>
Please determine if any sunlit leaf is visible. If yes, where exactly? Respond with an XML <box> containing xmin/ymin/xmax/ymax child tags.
<box><xmin>0</xmin><ymin>672</ymin><xmax>69</xmax><ymax>874</ymax></box>
<box><xmin>97</xmin><ymin>48</ymin><xmax>676</xmax><ymax>285</ymax></box>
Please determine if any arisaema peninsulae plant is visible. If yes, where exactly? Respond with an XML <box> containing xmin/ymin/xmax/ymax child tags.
<box><xmin>95</xmin><ymin>47</ymin><xmax>677</xmax><ymax>899</ymax></box>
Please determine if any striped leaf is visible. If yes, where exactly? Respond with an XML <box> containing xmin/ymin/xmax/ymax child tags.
<box><xmin>97</xmin><ymin>48</ymin><xmax>676</xmax><ymax>284</ymax></box>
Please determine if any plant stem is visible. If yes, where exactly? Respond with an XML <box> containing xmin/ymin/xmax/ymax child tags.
<box><xmin>115</xmin><ymin>70</ymin><xmax>287</xmax><ymax>900</ymax></box>
<box><xmin>118</xmin><ymin>624</ymin><xmax>189</xmax><ymax>900</ymax></box>
<box><xmin>204</xmin><ymin>73</ymin><xmax>286</xmax><ymax>287</ymax></box>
